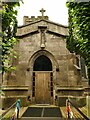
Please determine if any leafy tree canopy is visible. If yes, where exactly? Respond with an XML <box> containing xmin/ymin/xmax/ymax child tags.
<box><xmin>1</xmin><ymin>1</ymin><xmax>23</xmax><ymax>73</ymax></box>
<box><xmin>66</xmin><ymin>1</ymin><xmax>90</xmax><ymax>84</ymax></box>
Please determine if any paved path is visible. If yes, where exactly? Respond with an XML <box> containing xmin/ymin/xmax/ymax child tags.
<box><xmin>22</xmin><ymin>106</ymin><xmax>62</xmax><ymax>120</ymax></box>
<box><xmin>21</xmin><ymin>117</ymin><xmax>66</xmax><ymax>120</ymax></box>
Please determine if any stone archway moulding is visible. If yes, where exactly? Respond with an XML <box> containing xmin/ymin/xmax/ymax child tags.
<box><xmin>28</xmin><ymin>50</ymin><xmax>59</xmax><ymax>71</ymax></box>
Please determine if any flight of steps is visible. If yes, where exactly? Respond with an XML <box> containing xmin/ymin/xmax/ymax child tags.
<box><xmin>2</xmin><ymin>106</ymin><xmax>88</xmax><ymax>120</ymax></box>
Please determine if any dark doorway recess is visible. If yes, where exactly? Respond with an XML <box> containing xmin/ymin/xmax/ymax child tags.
<box><xmin>33</xmin><ymin>55</ymin><xmax>52</xmax><ymax>71</ymax></box>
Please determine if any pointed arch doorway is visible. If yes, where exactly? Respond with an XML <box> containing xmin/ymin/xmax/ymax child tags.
<box><xmin>33</xmin><ymin>55</ymin><xmax>53</xmax><ymax>104</ymax></box>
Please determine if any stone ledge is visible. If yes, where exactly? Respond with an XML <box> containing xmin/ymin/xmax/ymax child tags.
<box><xmin>2</xmin><ymin>86</ymin><xmax>28</xmax><ymax>91</ymax></box>
<box><xmin>57</xmin><ymin>96</ymin><xmax>86</xmax><ymax>107</ymax></box>
<box><xmin>56</xmin><ymin>87</ymin><xmax>84</xmax><ymax>91</ymax></box>
<box><xmin>56</xmin><ymin>87</ymin><xmax>84</xmax><ymax>96</ymax></box>
<box><xmin>84</xmin><ymin>87</ymin><xmax>90</xmax><ymax>95</ymax></box>
<box><xmin>1</xmin><ymin>96</ymin><xmax>27</xmax><ymax>98</ymax></box>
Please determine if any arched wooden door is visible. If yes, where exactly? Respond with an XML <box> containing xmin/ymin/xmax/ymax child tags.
<box><xmin>32</xmin><ymin>55</ymin><xmax>53</xmax><ymax>104</ymax></box>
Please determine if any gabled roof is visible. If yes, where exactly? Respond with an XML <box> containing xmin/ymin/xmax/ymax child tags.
<box><xmin>18</xmin><ymin>19</ymin><xmax>68</xmax><ymax>28</ymax></box>
<box><xmin>17</xmin><ymin>19</ymin><xmax>68</xmax><ymax>37</ymax></box>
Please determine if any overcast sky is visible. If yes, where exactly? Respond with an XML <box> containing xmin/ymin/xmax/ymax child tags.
<box><xmin>17</xmin><ymin>0</ymin><xmax>68</xmax><ymax>26</ymax></box>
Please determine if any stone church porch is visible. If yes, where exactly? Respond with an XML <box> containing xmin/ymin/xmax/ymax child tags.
<box><xmin>1</xmin><ymin>9</ymin><xmax>90</xmax><ymax>120</ymax></box>
<box><xmin>1</xmin><ymin>85</ymin><xmax>88</xmax><ymax>109</ymax></box>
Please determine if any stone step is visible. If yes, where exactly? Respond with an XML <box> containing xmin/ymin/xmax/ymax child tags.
<box><xmin>21</xmin><ymin>117</ymin><xmax>66</xmax><ymax>120</ymax></box>
<box><xmin>60</xmin><ymin>106</ymin><xmax>86</xmax><ymax>120</ymax></box>
<box><xmin>2</xmin><ymin>106</ymin><xmax>86</xmax><ymax>120</ymax></box>
<box><xmin>19</xmin><ymin>117</ymin><xmax>84</xmax><ymax>120</ymax></box>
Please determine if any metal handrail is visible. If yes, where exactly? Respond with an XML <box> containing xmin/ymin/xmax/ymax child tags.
<box><xmin>0</xmin><ymin>101</ymin><xmax>17</xmax><ymax>120</ymax></box>
<box><xmin>68</xmin><ymin>99</ymin><xmax>90</xmax><ymax>120</ymax></box>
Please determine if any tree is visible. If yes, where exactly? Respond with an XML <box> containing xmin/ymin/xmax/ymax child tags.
<box><xmin>1</xmin><ymin>1</ymin><xmax>23</xmax><ymax>77</ymax></box>
<box><xmin>66</xmin><ymin>1</ymin><xmax>90</xmax><ymax>85</ymax></box>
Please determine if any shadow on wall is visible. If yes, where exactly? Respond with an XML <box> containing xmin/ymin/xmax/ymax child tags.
<box><xmin>57</xmin><ymin>96</ymin><xmax>86</xmax><ymax>107</ymax></box>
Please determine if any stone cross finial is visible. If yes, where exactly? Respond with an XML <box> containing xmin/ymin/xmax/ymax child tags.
<box><xmin>40</xmin><ymin>8</ymin><xmax>46</xmax><ymax>17</ymax></box>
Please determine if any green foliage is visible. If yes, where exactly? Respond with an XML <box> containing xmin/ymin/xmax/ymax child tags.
<box><xmin>1</xmin><ymin>1</ymin><xmax>22</xmax><ymax>73</ymax></box>
<box><xmin>66</xmin><ymin>1</ymin><xmax>90</xmax><ymax>84</ymax></box>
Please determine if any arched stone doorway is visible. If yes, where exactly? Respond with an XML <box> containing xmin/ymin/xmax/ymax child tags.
<box><xmin>33</xmin><ymin>55</ymin><xmax>53</xmax><ymax>104</ymax></box>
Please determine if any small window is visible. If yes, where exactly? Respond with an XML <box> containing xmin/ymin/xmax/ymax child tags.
<box><xmin>76</xmin><ymin>57</ymin><xmax>79</xmax><ymax>67</ymax></box>
<box><xmin>51</xmin><ymin>82</ymin><xmax>53</xmax><ymax>86</ymax></box>
<box><xmin>33</xmin><ymin>82</ymin><xmax>35</xmax><ymax>86</ymax></box>
<box><xmin>32</xmin><ymin>92</ymin><xmax>35</xmax><ymax>97</ymax></box>
<box><xmin>33</xmin><ymin>72</ymin><xmax>35</xmax><ymax>77</ymax></box>
<box><xmin>33</xmin><ymin>87</ymin><xmax>35</xmax><ymax>91</ymax></box>
<box><xmin>51</xmin><ymin>87</ymin><xmax>53</xmax><ymax>91</ymax></box>
<box><xmin>33</xmin><ymin>77</ymin><xmax>35</xmax><ymax>82</ymax></box>
<box><xmin>51</xmin><ymin>92</ymin><xmax>53</xmax><ymax>97</ymax></box>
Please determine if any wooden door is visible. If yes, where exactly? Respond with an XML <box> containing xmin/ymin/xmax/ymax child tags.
<box><xmin>35</xmin><ymin>72</ymin><xmax>51</xmax><ymax>104</ymax></box>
